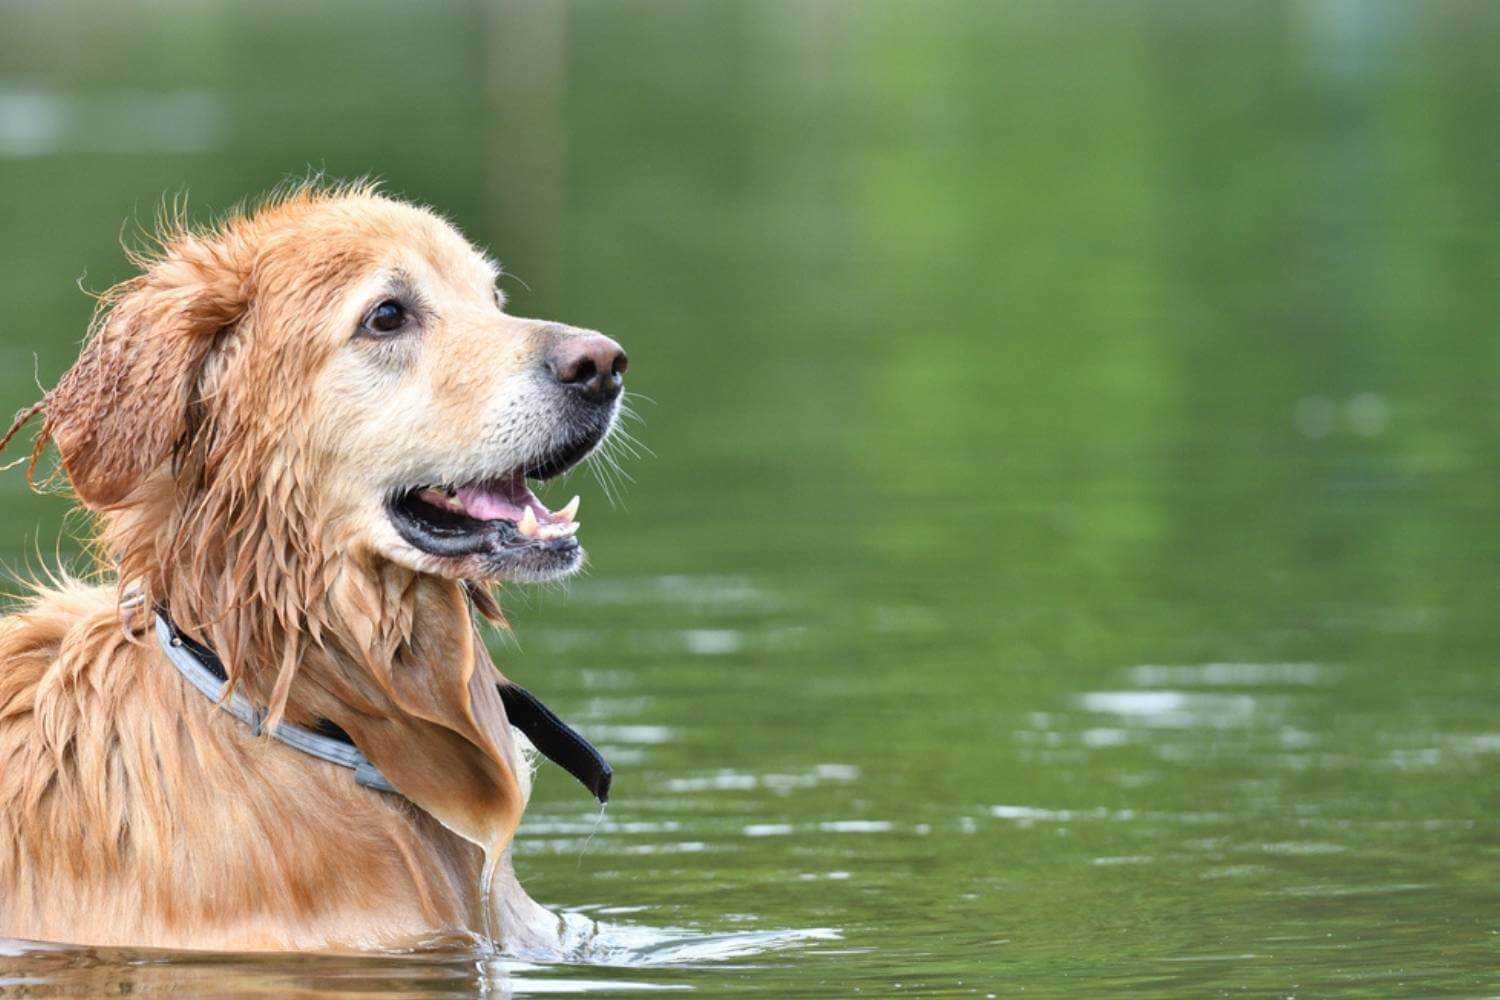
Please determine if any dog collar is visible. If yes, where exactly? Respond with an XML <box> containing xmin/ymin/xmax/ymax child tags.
<box><xmin>154</xmin><ymin>610</ymin><xmax>611</xmax><ymax>804</ymax></box>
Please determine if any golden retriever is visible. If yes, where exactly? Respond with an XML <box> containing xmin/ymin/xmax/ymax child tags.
<box><xmin>0</xmin><ymin>182</ymin><xmax>627</xmax><ymax>952</ymax></box>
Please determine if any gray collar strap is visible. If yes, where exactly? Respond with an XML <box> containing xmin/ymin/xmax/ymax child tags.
<box><xmin>155</xmin><ymin>608</ymin><xmax>612</xmax><ymax>804</ymax></box>
<box><xmin>154</xmin><ymin>612</ymin><xmax>400</xmax><ymax>796</ymax></box>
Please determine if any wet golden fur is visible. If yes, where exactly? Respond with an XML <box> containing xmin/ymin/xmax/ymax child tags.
<box><xmin>0</xmin><ymin>183</ymin><xmax>606</xmax><ymax>951</ymax></box>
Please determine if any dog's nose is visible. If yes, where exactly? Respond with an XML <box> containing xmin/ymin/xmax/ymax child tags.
<box><xmin>547</xmin><ymin>333</ymin><xmax>628</xmax><ymax>403</ymax></box>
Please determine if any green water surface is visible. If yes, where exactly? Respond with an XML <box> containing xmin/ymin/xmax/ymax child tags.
<box><xmin>3</xmin><ymin>2</ymin><xmax>1500</xmax><ymax>995</ymax></box>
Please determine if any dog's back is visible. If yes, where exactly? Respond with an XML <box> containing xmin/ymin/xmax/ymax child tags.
<box><xmin>0</xmin><ymin>582</ymin><xmax>489</xmax><ymax>950</ymax></box>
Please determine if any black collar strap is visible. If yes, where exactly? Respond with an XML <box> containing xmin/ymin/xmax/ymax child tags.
<box><xmin>154</xmin><ymin>610</ymin><xmax>611</xmax><ymax>805</ymax></box>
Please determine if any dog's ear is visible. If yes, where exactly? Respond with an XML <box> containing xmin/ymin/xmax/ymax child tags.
<box><xmin>312</xmin><ymin>576</ymin><xmax>528</xmax><ymax>857</ymax></box>
<box><xmin>44</xmin><ymin>233</ymin><xmax>247</xmax><ymax>509</ymax></box>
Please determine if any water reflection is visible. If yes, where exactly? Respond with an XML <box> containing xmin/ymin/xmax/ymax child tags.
<box><xmin>7</xmin><ymin>0</ymin><xmax>1500</xmax><ymax>993</ymax></box>
<box><xmin>0</xmin><ymin>920</ymin><xmax>842</xmax><ymax>996</ymax></box>
<box><xmin>0</xmin><ymin>88</ymin><xmax>227</xmax><ymax>157</ymax></box>
<box><xmin>1077</xmin><ymin>690</ymin><xmax>1267</xmax><ymax>728</ymax></box>
<box><xmin>1125</xmin><ymin>662</ymin><xmax>1337</xmax><ymax>687</ymax></box>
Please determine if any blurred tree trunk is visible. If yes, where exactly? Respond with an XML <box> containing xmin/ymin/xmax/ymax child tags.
<box><xmin>484</xmin><ymin>0</ymin><xmax>569</xmax><ymax>312</ymax></box>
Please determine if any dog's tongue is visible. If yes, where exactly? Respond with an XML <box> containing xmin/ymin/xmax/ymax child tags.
<box><xmin>457</xmin><ymin>476</ymin><xmax>541</xmax><ymax>522</ymax></box>
<box><xmin>447</xmin><ymin>477</ymin><xmax>582</xmax><ymax>541</ymax></box>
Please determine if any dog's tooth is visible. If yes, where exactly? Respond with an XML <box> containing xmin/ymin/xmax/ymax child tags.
<box><xmin>518</xmin><ymin>507</ymin><xmax>540</xmax><ymax>538</ymax></box>
<box><xmin>422</xmin><ymin>488</ymin><xmax>463</xmax><ymax>511</ymax></box>
<box><xmin>558</xmin><ymin>495</ymin><xmax>581</xmax><ymax>523</ymax></box>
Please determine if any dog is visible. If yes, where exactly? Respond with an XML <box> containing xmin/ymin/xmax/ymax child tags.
<box><xmin>0</xmin><ymin>183</ymin><xmax>627</xmax><ymax>952</ymax></box>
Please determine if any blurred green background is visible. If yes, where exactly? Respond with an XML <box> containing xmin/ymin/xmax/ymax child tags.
<box><xmin>5</xmin><ymin>1</ymin><xmax>1500</xmax><ymax>995</ymax></box>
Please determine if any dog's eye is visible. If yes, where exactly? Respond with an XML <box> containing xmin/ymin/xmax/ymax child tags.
<box><xmin>363</xmin><ymin>299</ymin><xmax>409</xmax><ymax>336</ymax></box>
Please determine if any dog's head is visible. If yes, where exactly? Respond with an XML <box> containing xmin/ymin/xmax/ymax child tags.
<box><xmin>41</xmin><ymin>185</ymin><xmax>625</xmax><ymax>586</ymax></box>
<box><xmin>18</xmin><ymin>185</ymin><xmax>629</xmax><ymax>860</ymax></box>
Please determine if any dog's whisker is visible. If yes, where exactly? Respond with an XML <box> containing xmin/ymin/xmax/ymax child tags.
<box><xmin>608</xmin><ymin>428</ymin><xmax>652</xmax><ymax>461</ymax></box>
<box><xmin>584</xmin><ymin>453</ymin><xmax>621</xmax><ymax>507</ymax></box>
<box><xmin>590</xmin><ymin>441</ymin><xmax>635</xmax><ymax>496</ymax></box>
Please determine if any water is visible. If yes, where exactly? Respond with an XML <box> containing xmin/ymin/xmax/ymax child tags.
<box><xmin>4</xmin><ymin>1</ymin><xmax>1500</xmax><ymax>994</ymax></box>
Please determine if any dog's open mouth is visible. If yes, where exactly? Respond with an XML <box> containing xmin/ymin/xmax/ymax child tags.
<box><xmin>388</xmin><ymin>472</ymin><xmax>582</xmax><ymax>561</ymax></box>
<box><xmin>385</xmin><ymin>434</ymin><xmax>608</xmax><ymax>577</ymax></box>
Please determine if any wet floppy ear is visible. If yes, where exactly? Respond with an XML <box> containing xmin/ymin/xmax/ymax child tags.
<box><xmin>317</xmin><ymin>576</ymin><xmax>526</xmax><ymax>857</ymax></box>
<box><xmin>43</xmin><ymin>234</ymin><xmax>247</xmax><ymax>509</ymax></box>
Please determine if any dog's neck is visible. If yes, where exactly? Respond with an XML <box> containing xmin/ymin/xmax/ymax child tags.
<box><xmin>107</xmin><ymin>489</ymin><xmax>529</xmax><ymax>861</ymax></box>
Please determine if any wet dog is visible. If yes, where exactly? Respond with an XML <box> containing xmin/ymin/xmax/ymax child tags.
<box><xmin>0</xmin><ymin>183</ymin><xmax>625</xmax><ymax>951</ymax></box>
